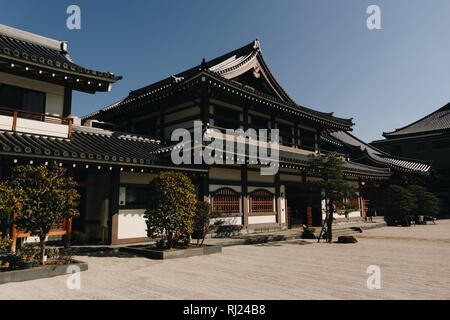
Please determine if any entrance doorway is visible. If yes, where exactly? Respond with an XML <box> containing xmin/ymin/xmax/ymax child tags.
<box><xmin>286</xmin><ymin>184</ymin><xmax>322</xmax><ymax>228</ymax></box>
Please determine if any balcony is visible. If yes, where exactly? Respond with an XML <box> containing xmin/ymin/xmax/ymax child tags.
<box><xmin>0</xmin><ymin>107</ymin><xmax>72</xmax><ymax>138</ymax></box>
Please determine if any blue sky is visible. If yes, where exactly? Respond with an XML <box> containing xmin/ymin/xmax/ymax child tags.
<box><xmin>1</xmin><ymin>0</ymin><xmax>449</xmax><ymax>141</ymax></box>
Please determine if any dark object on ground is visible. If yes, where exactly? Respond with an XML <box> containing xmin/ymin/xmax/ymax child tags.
<box><xmin>71</xmin><ymin>231</ymin><xmax>91</xmax><ymax>245</ymax></box>
<box><xmin>337</xmin><ymin>236</ymin><xmax>358</xmax><ymax>243</ymax></box>
<box><xmin>424</xmin><ymin>216</ymin><xmax>436</xmax><ymax>224</ymax></box>
<box><xmin>350</xmin><ymin>227</ymin><xmax>363</xmax><ymax>233</ymax></box>
<box><xmin>385</xmin><ymin>216</ymin><xmax>412</xmax><ymax>227</ymax></box>
<box><xmin>301</xmin><ymin>230</ymin><xmax>316</xmax><ymax>239</ymax></box>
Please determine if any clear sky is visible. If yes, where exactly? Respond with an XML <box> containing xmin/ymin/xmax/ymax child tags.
<box><xmin>1</xmin><ymin>0</ymin><xmax>449</xmax><ymax>142</ymax></box>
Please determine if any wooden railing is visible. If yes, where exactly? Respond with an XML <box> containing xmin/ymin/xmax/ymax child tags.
<box><xmin>10</xmin><ymin>217</ymin><xmax>72</xmax><ymax>250</ymax></box>
<box><xmin>0</xmin><ymin>106</ymin><xmax>72</xmax><ymax>137</ymax></box>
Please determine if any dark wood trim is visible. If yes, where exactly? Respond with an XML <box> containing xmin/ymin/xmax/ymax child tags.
<box><xmin>242</xmin><ymin>164</ymin><xmax>249</xmax><ymax>227</ymax></box>
<box><xmin>109</xmin><ymin>169</ymin><xmax>120</xmax><ymax>245</ymax></box>
<box><xmin>275</xmin><ymin>172</ymin><xmax>282</xmax><ymax>224</ymax></box>
<box><xmin>63</xmin><ymin>87</ymin><xmax>72</xmax><ymax>117</ymax></box>
<box><xmin>248</xmin><ymin>212</ymin><xmax>277</xmax><ymax>217</ymax></box>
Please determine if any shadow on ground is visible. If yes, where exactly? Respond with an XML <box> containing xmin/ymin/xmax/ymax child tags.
<box><xmin>255</xmin><ymin>240</ymin><xmax>312</xmax><ymax>247</ymax></box>
<box><xmin>72</xmin><ymin>248</ymin><xmax>137</xmax><ymax>258</ymax></box>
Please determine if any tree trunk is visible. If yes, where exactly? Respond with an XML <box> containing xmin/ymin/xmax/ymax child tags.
<box><xmin>39</xmin><ymin>235</ymin><xmax>46</xmax><ymax>265</ymax></box>
<box><xmin>166</xmin><ymin>232</ymin><xmax>173</xmax><ymax>249</ymax></box>
<box><xmin>327</xmin><ymin>200</ymin><xmax>334</xmax><ymax>243</ymax></box>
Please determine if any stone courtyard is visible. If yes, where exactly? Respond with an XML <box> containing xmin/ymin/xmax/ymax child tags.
<box><xmin>1</xmin><ymin>220</ymin><xmax>449</xmax><ymax>300</ymax></box>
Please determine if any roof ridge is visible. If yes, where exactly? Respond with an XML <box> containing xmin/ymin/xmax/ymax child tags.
<box><xmin>72</xmin><ymin>125</ymin><xmax>161</xmax><ymax>143</ymax></box>
<box><xmin>0</xmin><ymin>24</ymin><xmax>65</xmax><ymax>52</ymax></box>
<box><xmin>383</xmin><ymin>102</ymin><xmax>450</xmax><ymax>137</ymax></box>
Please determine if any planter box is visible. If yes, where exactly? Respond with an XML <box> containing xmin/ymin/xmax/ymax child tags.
<box><xmin>119</xmin><ymin>245</ymin><xmax>222</xmax><ymax>260</ymax></box>
<box><xmin>0</xmin><ymin>260</ymin><xmax>87</xmax><ymax>285</ymax></box>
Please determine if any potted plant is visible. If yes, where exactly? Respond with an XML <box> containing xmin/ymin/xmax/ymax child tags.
<box><xmin>17</xmin><ymin>244</ymin><xmax>39</xmax><ymax>269</ymax></box>
<box><xmin>19</xmin><ymin>253</ymin><xmax>34</xmax><ymax>269</ymax></box>
<box><xmin>301</xmin><ymin>225</ymin><xmax>316</xmax><ymax>239</ymax></box>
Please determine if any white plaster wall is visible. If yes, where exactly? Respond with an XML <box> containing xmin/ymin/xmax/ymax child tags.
<box><xmin>210</xmin><ymin>216</ymin><xmax>242</xmax><ymax>226</ymax></box>
<box><xmin>15</xmin><ymin>118</ymin><xmax>68</xmax><ymax>138</ymax></box>
<box><xmin>248</xmin><ymin>215</ymin><xmax>276</xmax><ymax>224</ymax></box>
<box><xmin>118</xmin><ymin>209</ymin><xmax>148</xmax><ymax>239</ymax></box>
<box><xmin>0</xmin><ymin>115</ymin><xmax>13</xmax><ymax>130</ymax></box>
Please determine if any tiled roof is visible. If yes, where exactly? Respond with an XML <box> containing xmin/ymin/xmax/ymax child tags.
<box><xmin>327</xmin><ymin>131</ymin><xmax>431</xmax><ymax>174</ymax></box>
<box><xmin>383</xmin><ymin>102</ymin><xmax>450</xmax><ymax>138</ymax></box>
<box><xmin>82</xmin><ymin>40</ymin><xmax>354</xmax><ymax>130</ymax></box>
<box><xmin>0</xmin><ymin>24</ymin><xmax>121</xmax><ymax>91</ymax></box>
<box><xmin>0</xmin><ymin>126</ymin><xmax>165</xmax><ymax>166</ymax></box>
<box><xmin>278</xmin><ymin>148</ymin><xmax>391</xmax><ymax>178</ymax></box>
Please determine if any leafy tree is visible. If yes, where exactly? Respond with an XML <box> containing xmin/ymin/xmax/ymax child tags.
<box><xmin>307</xmin><ymin>152</ymin><xmax>357</xmax><ymax>243</ymax></box>
<box><xmin>406</xmin><ymin>185</ymin><xmax>439</xmax><ymax>217</ymax></box>
<box><xmin>383</xmin><ymin>185</ymin><xmax>416</xmax><ymax>218</ymax></box>
<box><xmin>192</xmin><ymin>201</ymin><xmax>221</xmax><ymax>247</ymax></box>
<box><xmin>8</xmin><ymin>162</ymin><xmax>80</xmax><ymax>264</ymax></box>
<box><xmin>0</xmin><ymin>182</ymin><xmax>17</xmax><ymax>236</ymax></box>
<box><xmin>144</xmin><ymin>171</ymin><xmax>197</xmax><ymax>249</ymax></box>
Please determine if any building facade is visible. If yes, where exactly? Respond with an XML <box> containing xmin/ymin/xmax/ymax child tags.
<box><xmin>82</xmin><ymin>40</ymin><xmax>396</xmax><ymax>242</ymax></box>
<box><xmin>0</xmin><ymin>25</ymin><xmax>430</xmax><ymax>245</ymax></box>
<box><xmin>372</xmin><ymin>103</ymin><xmax>450</xmax><ymax>216</ymax></box>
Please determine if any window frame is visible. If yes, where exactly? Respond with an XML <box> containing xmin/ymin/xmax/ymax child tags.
<box><xmin>211</xmin><ymin>187</ymin><xmax>241</xmax><ymax>215</ymax></box>
<box><xmin>249</xmin><ymin>189</ymin><xmax>275</xmax><ymax>214</ymax></box>
<box><xmin>0</xmin><ymin>83</ymin><xmax>46</xmax><ymax>114</ymax></box>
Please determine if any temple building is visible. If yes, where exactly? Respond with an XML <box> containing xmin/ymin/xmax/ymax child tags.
<box><xmin>82</xmin><ymin>39</ymin><xmax>396</xmax><ymax>240</ymax></box>
<box><xmin>372</xmin><ymin>103</ymin><xmax>450</xmax><ymax>216</ymax></box>
<box><xmin>0</xmin><ymin>24</ymin><xmax>430</xmax><ymax>245</ymax></box>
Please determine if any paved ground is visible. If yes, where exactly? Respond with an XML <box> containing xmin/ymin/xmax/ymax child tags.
<box><xmin>1</xmin><ymin>220</ymin><xmax>449</xmax><ymax>300</ymax></box>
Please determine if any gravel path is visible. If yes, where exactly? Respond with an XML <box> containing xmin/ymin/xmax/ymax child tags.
<box><xmin>1</xmin><ymin>220</ymin><xmax>449</xmax><ymax>300</ymax></box>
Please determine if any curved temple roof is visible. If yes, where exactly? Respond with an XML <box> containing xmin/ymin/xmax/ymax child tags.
<box><xmin>327</xmin><ymin>131</ymin><xmax>431</xmax><ymax>174</ymax></box>
<box><xmin>83</xmin><ymin>40</ymin><xmax>354</xmax><ymax>129</ymax></box>
<box><xmin>383</xmin><ymin>102</ymin><xmax>450</xmax><ymax>138</ymax></box>
<box><xmin>0</xmin><ymin>24</ymin><xmax>122</xmax><ymax>93</ymax></box>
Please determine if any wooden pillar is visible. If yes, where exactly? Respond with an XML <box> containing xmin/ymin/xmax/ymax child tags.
<box><xmin>200</xmin><ymin>85</ymin><xmax>209</xmax><ymax>125</ymax></box>
<box><xmin>200</xmin><ymin>174</ymin><xmax>209</xmax><ymax>203</ymax></box>
<box><xmin>242</xmin><ymin>165</ymin><xmax>249</xmax><ymax>227</ymax></box>
<box><xmin>275</xmin><ymin>173</ymin><xmax>282</xmax><ymax>225</ymax></box>
<box><xmin>294</xmin><ymin>124</ymin><xmax>299</xmax><ymax>148</ymax></box>
<box><xmin>63</xmin><ymin>87</ymin><xmax>72</xmax><ymax>117</ymax></box>
<box><xmin>109</xmin><ymin>169</ymin><xmax>120</xmax><ymax>245</ymax></box>
<box><xmin>64</xmin><ymin>218</ymin><xmax>72</xmax><ymax>248</ymax></box>
<box><xmin>306</xmin><ymin>207</ymin><xmax>313</xmax><ymax>227</ymax></box>
<box><xmin>159</xmin><ymin>108</ymin><xmax>165</xmax><ymax>141</ymax></box>
<box><xmin>10</xmin><ymin>214</ymin><xmax>17</xmax><ymax>254</ymax></box>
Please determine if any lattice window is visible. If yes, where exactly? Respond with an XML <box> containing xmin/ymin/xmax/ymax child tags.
<box><xmin>212</xmin><ymin>188</ymin><xmax>240</xmax><ymax>214</ymax></box>
<box><xmin>250</xmin><ymin>189</ymin><xmax>274</xmax><ymax>213</ymax></box>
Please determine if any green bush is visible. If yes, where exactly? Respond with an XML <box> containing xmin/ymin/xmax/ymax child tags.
<box><xmin>383</xmin><ymin>185</ymin><xmax>417</xmax><ymax>218</ymax></box>
<box><xmin>0</xmin><ymin>233</ymin><xmax>12</xmax><ymax>254</ymax></box>
<box><xmin>144</xmin><ymin>171</ymin><xmax>197</xmax><ymax>249</ymax></box>
<box><xmin>406</xmin><ymin>185</ymin><xmax>439</xmax><ymax>217</ymax></box>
